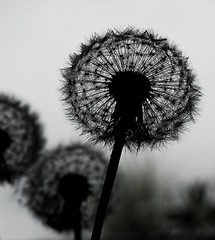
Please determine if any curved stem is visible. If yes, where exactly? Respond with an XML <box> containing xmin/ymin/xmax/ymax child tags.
<box><xmin>91</xmin><ymin>123</ymin><xmax>127</xmax><ymax>240</ymax></box>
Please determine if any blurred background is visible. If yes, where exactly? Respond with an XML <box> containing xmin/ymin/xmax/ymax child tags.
<box><xmin>0</xmin><ymin>0</ymin><xmax>215</xmax><ymax>239</ymax></box>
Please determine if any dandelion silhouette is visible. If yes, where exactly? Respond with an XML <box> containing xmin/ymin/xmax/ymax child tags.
<box><xmin>0</xmin><ymin>93</ymin><xmax>45</xmax><ymax>184</ymax></box>
<box><xmin>20</xmin><ymin>143</ymin><xmax>111</xmax><ymax>240</ymax></box>
<box><xmin>61</xmin><ymin>27</ymin><xmax>202</xmax><ymax>240</ymax></box>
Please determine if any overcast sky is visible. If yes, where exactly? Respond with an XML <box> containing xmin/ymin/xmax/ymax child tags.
<box><xmin>0</xmin><ymin>0</ymin><xmax>215</xmax><ymax>239</ymax></box>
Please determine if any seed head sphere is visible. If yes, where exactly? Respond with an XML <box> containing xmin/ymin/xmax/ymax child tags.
<box><xmin>0</xmin><ymin>93</ymin><xmax>45</xmax><ymax>183</ymax></box>
<box><xmin>61</xmin><ymin>27</ymin><xmax>201</xmax><ymax>149</ymax></box>
<box><xmin>20</xmin><ymin>143</ymin><xmax>111</xmax><ymax>232</ymax></box>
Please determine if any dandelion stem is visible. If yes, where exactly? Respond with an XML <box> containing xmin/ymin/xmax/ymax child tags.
<box><xmin>62</xmin><ymin>199</ymin><xmax>82</xmax><ymax>240</ymax></box>
<box><xmin>73</xmin><ymin>205</ymin><xmax>82</xmax><ymax>240</ymax></box>
<box><xmin>91</xmin><ymin>122</ymin><xmax>127</xmax><ymax>240</ymax></box>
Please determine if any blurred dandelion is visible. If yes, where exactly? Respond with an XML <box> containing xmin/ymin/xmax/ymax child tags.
<box><xmin>0</xmin><ymin>93</ymin><xmax>45</xmax><ymax>184</ymax></box>
<box><xmin>19</xmin><ymin>143</ymin><xmax>113</xmax><ymax>240</ymax></box>
<box><xmin>61</xmin><ymin>27</ymin><xmax>202</xmax><ymax>240</ymax></box>
<box><xmin>167</xmin><ymin>182</ymin><xmax>215</xmax><ymax>239</ymax></box>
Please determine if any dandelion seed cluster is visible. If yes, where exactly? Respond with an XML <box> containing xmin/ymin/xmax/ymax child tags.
<box><xmin>21</xmin><ymin>143</ymin><xmax>112</xmax><ymax>232</ymax></box>
<box><xmin>61</xmin><ymin>27</ymin><xmax>201</xmax><ymax>149</ymax></box>
<box><xmin>0</xmin><ymin>93</ymin><xmax>45</xmax><ymax>183</ymax></box>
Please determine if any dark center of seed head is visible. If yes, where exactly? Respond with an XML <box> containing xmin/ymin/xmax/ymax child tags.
<box><xmin>58</xmin><ymin>173</ymin><xmax>91</xmax><ymax>204</ymax></box>
<box><xmin>108</xmin><ymin>71</ymin><xmax>151</xmax><ymax>103</ymax></box>
<box><xmin>0</xmin><ymin>129</ymin><xmax>12</xmax><ymax>152</ymax></box>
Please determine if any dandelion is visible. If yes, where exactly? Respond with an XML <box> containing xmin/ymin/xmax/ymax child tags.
<box><xmin>61</xmin><ymin>27</ymin><xmax>202</xmax><ymax>240</ymax></box>
<box><xmin>167</xmin><ymin>182</ymin><xmax>215</xmax><ymax>238</ymax></box>
<box><xmin>19</xmin><ymin>143</ymin><xmax>113</xmax><ymax>240</ymax></box>
<box><xmin>0</xmin><ymin>93</ymin><xmax>45</xmax><ymax>184</ymax></box>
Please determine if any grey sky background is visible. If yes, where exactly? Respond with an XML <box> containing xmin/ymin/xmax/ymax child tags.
<box><xmin>0</xmin><ymin>0</ymin><xmax>215</xmax><ymax>239</ymax></box>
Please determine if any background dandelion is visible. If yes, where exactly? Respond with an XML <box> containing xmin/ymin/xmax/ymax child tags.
<box><xmin>18</xmin><ymin>143</ymin><xmax>116</xmax><ymax>240</ymax></box>
<box><xmin>0</xmin><ymin>93</ymin><xmax>45</xmax><ymax>184</ymax></box>
<box><xmin>166</xmin><ymin>181</ymin><xmax>215</xmax><ymax>239</ymax></box>
<box><xmin>61</xmin><ymin>27</ymin><xmax>202</xmax><ymax>240</ymax></box>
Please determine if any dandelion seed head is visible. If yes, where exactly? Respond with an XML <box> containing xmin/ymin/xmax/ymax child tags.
<box><xmin>61</xmin><ymin>27</ymin><xmax>202</xmax><ymax>149</ymax></box>
<box><xmin>20</xmin><ymin>143</ymin><xmax>115</xmax><ymax>232</ymax></box>
<box><xmin>0</xmin><ymin>93</ymin><xmax>45</xmax><ymax>183</ymax></box>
